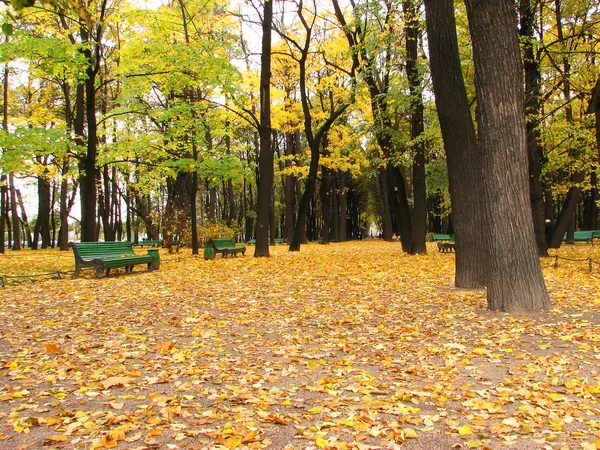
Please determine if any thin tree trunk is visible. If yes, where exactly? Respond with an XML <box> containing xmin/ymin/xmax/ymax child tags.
<box><xmin>377</xmin><ymin>170</ymin><xmax>392</xmax><ymax>240</ymax></box>
<box><xmin>9</xmin><ymin>173</ymin><xmax>21</xmax><ymax>250</ymax></box>
<box><xmin>320</xmin><ymin>166</ymin><xmax>331</xmax><ymax>244</ymax></box>
<box><xmin>338</xmin><ymin>173</ymin><xmax>347</xmax><ymax>242</ymax></box>
<box><xmin>1</xmin><ymin>61</ymin><xmax>8</xmax><ymax>254</ymax></box>
<box><xmin>284</xmin><ymin>133</ymin><xmax>296</xmax><ymax>243</ymax></box>
<box><xmin>16</xmin><ymin>189</ymin><xmax>33</xmax><ymax>247</ymax></box>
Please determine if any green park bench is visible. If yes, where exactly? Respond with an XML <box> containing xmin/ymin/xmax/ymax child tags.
<box><xmin>134</xmin><ymin>239</ymin><xmax>161</xmax><ymax>247</ymax></box>
<box><xmin>274</xmin><ymin>238</ymin><xmax>286</xmax><ymax>244</ymax></box>
<box><xmin>563</xmin><ymin>230</ymin><xmax>600</xmax><ymax>242</ymax></box>
<box><xmin>69</xmin><ymin>241</ymin><xmax>158</xmax><ymax>279</ymax></box>
<box><xmin>210</xmin><ymin>238</ymin><xmax>246</xmax><ymax>257</ymax></box>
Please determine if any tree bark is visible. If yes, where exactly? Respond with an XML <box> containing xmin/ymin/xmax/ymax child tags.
<box><xmin>424</xmin><ymin>0</ymin><xmax>486</xmax><ymax>288</ymax></box>
<box><xmin>465</xmin><ymin>0</ymin><xmax>550</xmax><ymax>312</ymax></box>
<box><xmin>519</xmin><ymin>0</ymin><xmax>548</xmax><ymax>256</ymax></box>
<box><xmin>338</xmin><ymin>173</ymin><xmax>347</xmax><ymax>242</ymax></box>
<box><xmin>79</xmin><ymin>37</ymin><xmax>99</xmax><ymax>242</ymax></box>
<box><xmin>34</xmin><ymin>169</ymin><xmax>52</xmax><ymax>249</ymax></box>
<box><xmin>320</xmin><ymin>166</ymin><xmax>331</xmax><ymax>244</ymax></box>
<box><xmin>404</xmin><ymin>0</ymin><xmax>427</xmax><ymax>255</ymax></box>
<box><xmin>1</xmin><ymin>62</ymin><xmax>8</xmax><ymax>254</ymax></box>
<box><xmin>255</xmin><ymin>0</ymin><xmax>273</xmax><ymax>257</ymax></box>
<box><xmin>9</xmin><ymin>173</ymin><xmax>21</xmax><ymax>250</ymax></box>
<box><xmin>284</xmin><ymin>132</ymin><xmax>297</xmax><ymax>243</ymax></box>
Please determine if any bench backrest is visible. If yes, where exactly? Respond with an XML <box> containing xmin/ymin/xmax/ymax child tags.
<box><xmin>431</xmin><ymin>234</ymin><xmax>454</xmax><ymax>241</ymax></box>
<box><xmin>71</xmin><ymin>241</ymin><xmax>136</xmax><ymax>260</ymax></box>
<box><xmin>563</xmin><ymin>231</ymin><xmax>597</xmax><ymax>240</ymax></box>
<box><xmin>211</xmin><ymin>238</ymin><xmax>236</xmax><ymax>249</ymax></box>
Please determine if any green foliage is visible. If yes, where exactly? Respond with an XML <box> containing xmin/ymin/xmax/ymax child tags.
<box><xmin>2</xmin><ymin>23</ymin><xmax>14</xmax><ymax>36</ymax></box>
<box><xmin>0</xmin><ymin>126</ymin><xmax>69</xmax><ymax>175</ymax></box>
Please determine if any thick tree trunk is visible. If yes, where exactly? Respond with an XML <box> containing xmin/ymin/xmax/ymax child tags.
<box><xmin>404</xmin><ymin>0</ymin><xmax>427</xmax><ymax>255</ymax></box>
<box><xmin>465</xmin><ymin>0</ymin><xmax>550</xmax><ymax>312</ymax></box>
<box><xmin>519</xmin><ymin>0</ymin><xmax>548</xmax><ymax>256</ymax></box>
<box><xmin>424</xmin><ymin>0</ymin><xmax>486</xmax><ymax>288</ymax></box>
<box><xmin>255</xmin><ymin>0</ymin><xmax>273</xmax><ymax>257</ymax></box>
<box><xmin>164</xmin><ymin>173</ymin><xmax>192</xmax><ymax>252</ymax></box>
<box><xmin>80</xmin><ymin>65</ymin><xmax>98</xmax><ymax>242</ymax></box>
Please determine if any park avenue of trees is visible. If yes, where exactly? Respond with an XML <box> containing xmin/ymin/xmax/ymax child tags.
<box><xmin>0</xmin><ymin>0</ymin><xmax>599</xmax><ymax>312</ymax></box>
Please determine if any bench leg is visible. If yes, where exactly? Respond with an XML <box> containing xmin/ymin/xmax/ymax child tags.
<box><xmin>74</xmin><ymin>266</ymin><xmax>81</xmax><ymax>279</ymax></box>
<box><xmin>96</xmin><ymin>267</ymin><xmax>104</xmax><ymax>278</ymax></box>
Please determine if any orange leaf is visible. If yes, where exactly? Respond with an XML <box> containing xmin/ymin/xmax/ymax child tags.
<box><xmin>100</xmin><ymin>376</ymin><xmax>132</xmax><ymax>389</ymax></box>
<box><xmin>44</xmin><ymin>343</ymin><xmax>62</xmax><ymax>354</ymax></box>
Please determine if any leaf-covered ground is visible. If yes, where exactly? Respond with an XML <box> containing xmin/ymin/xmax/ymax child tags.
<box><xmin>1</xmin><ymin>241</ymin><xmax>600</xmax><ymax>450</ymax></box>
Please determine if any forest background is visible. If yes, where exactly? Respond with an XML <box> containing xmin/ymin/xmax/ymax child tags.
<box><xmin>0</xmin><ymin>0</ymin><xmax>599</xmax><ymax>312</ymax></box>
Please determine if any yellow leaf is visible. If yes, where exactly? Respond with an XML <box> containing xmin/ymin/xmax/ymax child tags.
<box><xmin>111</xmin><ymin>428</ymin><xmax>126</xmax><ymax>441</ymax></box>
<box><xmin>45</xmin><ymin>417</ymin><xmax>62</xmax><ymax>426</ymax></box>
<box><xmin>48</xmin><ymin>435</ymin><xmax>68</xmax><ymax>442</ymax></box>
<box><xmin>241</xmin><ymin>429</ymin><xmax>259</xmax><ymax>443</ymax></box>
<box><xmin>146</xmin><ymin>416</ymin><xmax>162</xmax><ymax>425</ymax></box>
<box><xmin>147</xmin><ymin>429</ymin><xmax>163</xmax><ymax>437</ymax></box>
<box><xmin>307</xmin><ymin>360</ymin><xmax>318</xmax><ymax>370</ymax></box>
<box><xmin>403</xmin><ymin>428</ymin><xmax>418</xmax><ymax>439</ymax></box>
<box><xmin>308</xmin><ymin>406</ymin><xmax>322</xmax><ymax>414</ymax></box>
<box><xmin>548</xmin><ymin>393</ymin><xmax>564</xmax><ymax>401</ymax></box>
<box><xmin>109</xmin><ymin>402</ymin><xmax>124</xmax><ymax>410</ymax></box>
<box><xmin>100</xmin><ymin>435</ymin><xmax>118</xmax><ymax>448</ymax></box>
<box><xmin>316</xmin><ymin>436</ymin><xmax>329</xmax><ymax>448</ymax></box>
<box><xmin>172</xmin><ymin>352</ymin><xmax>186</xmax><ymax>362</ymax></box>
<box><xmin>354</xmin><ymin>421</ymin><xmax>368</xmax><ymax>432</ymax></box>
<box><xmin>224</xmin><ymin>436</ymin><xmax>242</xmax><ymax>449</ymax></box>
<box><xmin>458</xmin><ymin>425</ymin><xmax>473</xmax><ymax>436</ymax></box>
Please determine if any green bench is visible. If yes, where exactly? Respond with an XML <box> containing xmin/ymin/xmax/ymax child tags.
<box><xmin>69</xmin><ymin>241</ymin><xmax>157</xmax><ymax>278</ymax></box>
<box><xmin>563</xmin><ymin>230</ymin><xmax>600</xmax><ymax>242</ymax></box>
<box><xmin>210</xmin><ymin>238</ymin><xmax>246</xmax><ymax>257</ymax></box>
<box><xmin>274</xmin><ymin>238</ymin><xmax>286</xmax><ymax>244</ymax></box>
<box><xmin>431</xmin><ymin>234</ymin><xmax>454</xmax><ymax>241</ymax></box>
<box><xmin>134</xmin><ymin>239</ymin><xmax>161</xmax><ymax>247</ymax></box>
